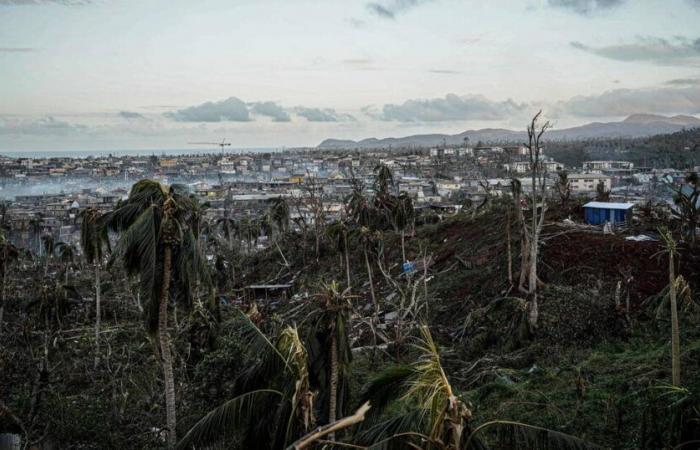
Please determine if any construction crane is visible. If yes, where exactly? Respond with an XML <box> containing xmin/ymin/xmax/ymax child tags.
<box><xmin>188</xmin><ymin>138</ymin><xmax>231</xmax><ymax>155</ymax></box>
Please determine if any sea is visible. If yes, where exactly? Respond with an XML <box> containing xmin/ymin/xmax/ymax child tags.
<box><xmin>0</xmin><ymin>147</ymin><xmax>287</xmax><ymax>159</ymax></box>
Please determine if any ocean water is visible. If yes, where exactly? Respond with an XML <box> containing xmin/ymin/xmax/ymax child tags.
<box><xmin>0</xmin><ymin>147</ymin><xmax>286</xmax><ymax>159</ymax></box>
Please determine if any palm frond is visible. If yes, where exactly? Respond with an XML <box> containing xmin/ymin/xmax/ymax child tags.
<box><xmin>354</xmin><ymin>409</ymin><xmax>429</xmax><ymax>450</ymax></box>
<box><xmin>359</xmin><ymin>364</ymin><xmax>416</xmax><ymax>424</ymax></box>
<box><xmin>464</xmin><ymin>420</ymin><xmax>603</xmax><ymax>450</ymax></box>
<box><xmin>175</xmin><ymin>389</ymin><xmax>284</xmax><ymax>450</ymax></box>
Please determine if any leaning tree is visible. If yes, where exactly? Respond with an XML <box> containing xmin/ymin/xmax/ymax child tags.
<box><xmin>104</xmin><ymin>179</ymin><xmax>204</xmax><ymax>448</ymax></box>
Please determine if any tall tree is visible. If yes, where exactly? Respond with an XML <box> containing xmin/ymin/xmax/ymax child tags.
<box><xmin>79</xmin><ymin>208</ymin><xmax>110</xmax><ymax>367</ymax></box>
<box><xmin>310</xmin><ymin>281</ymin><xmax>353</xmax><ymax>439</ymax></box>
<box><xmin>374</xmin><ymin>162</ymin><xmax>395</xmax><ymax>197</ymax></box>
<box><xmin>326</xmin><ymin>221</ymin><xmax>352</xmax><ymax>289</ymax></box>
<box><xmin>105</xmin><ymin>179</ymin><xmax>201</xmax><ymax>448</ymax></box>
<box><xmin>658</xmin><ymin>227</ymin><xmax>682</xmax><ymax>386</ymax></box>
<box><xmin>54</xmin><ymin>241</ymin><xmax>77</xmax><ymax>285</ymax></box>
<box><xmin>521</xmin><ymin>111</ymin><xmax>551</xmax><ymax>329</ymax></box>
<box><xmin>393</xmin><ymin>192</ymin><xmax>415</xmax><ymax>264</ymax></box>
<box><xmin>41</xmin><ymin>234</ymin><xmax>54</xmax><ymax>276</ymax></box>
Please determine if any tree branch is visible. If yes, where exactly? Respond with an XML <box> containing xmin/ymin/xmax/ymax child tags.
<box><xmin>286</xmin><ymin>402</ymin><xmax>371</xmax><ymax>450</ymax></box>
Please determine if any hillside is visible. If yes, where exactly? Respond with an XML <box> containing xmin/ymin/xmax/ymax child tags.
<box><xmin>318</xmin><ymin>114</ymin><xmax>700</xmax><ymax>149</ymax></box>
<box><xmin>2</xmin><ymin>196</ymin><xmax>699</xmax><ymax>449</ymax></box>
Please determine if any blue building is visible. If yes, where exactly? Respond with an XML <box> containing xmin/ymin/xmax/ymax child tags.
<box><xmin>583</xmin><ymin>201</ymin><xmax>635</xmax><ymax>225</ymax></box>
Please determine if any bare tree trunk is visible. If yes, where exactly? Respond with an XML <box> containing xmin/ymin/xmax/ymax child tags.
<box><xmin>328</xmin><ymin>333</ymin><xmax>338</xmax><ymax>441</ymax></box>
<box><xmin>527</xmin><ymin>232</ymin><xmax>539</xmax><ymax>328</ymax></box>
<box><xmin>506</xmin><ymin>206</ymin><xmax>513</xmax><ymax>285</ymax></box>
<box><xmin>160</xmin><ymin>246</ymin><xmax>177</xmax><ymax>448</ymax></box>
<box><xmin>400</xmin><ymin>230</ymin><xmax>406</xmax><ymax>263</ymax></box>
<box><xmin>669</xmin><ymin>253</ymin><xmax>681</xmax><ymax>386</ymax></box>
<box><xmin>364</xmin><ymin>247</ymin><xmax>379</xmax><ymax>323</ymax></box>
<box><xmin>0</xmin><ymin>268</ymin><xmax>5</xmax><ymax>333</ymax></box>
<box><xmin>344</xmin><ymin>234</ymin><xmax>351</xmax><ymax>289</ymax></box>
<box><xmin>94</xmin><ymin>264</ymin><xmax>101</xmax><ymax>368</ymax></box>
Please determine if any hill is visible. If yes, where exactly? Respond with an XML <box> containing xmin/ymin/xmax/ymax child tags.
<box><xmin>318</xmin><ymin>114</ymin><xmax>700</xmax><ymax>149</ymax></box>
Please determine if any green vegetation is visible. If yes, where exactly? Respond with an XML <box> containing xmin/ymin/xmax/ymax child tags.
<box><xmin>1</xmin><ymin>163</ymin><xmax>700</xmax><ymax>449</ymax></box>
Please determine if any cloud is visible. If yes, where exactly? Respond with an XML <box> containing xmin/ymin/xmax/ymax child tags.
<box><xmin>378</xmin><ymin>93</ymin><xmax>528</xmax><ymax>122</ymax></box>
<box><xmin>548</xmin><ymin>0</ymin><xmax>625</xmax><ymax>15</ymax></box>
<box><xmin>557</xmin><ymin>85</ymin><xmax>700</xmax><ymax>117</ymax></box>
<box><xmin>570</xmin><ymin>36</ymin><xmax>700</xmax><ymax>65</ymax></box>
<box><xmin>687</xmin><ymin>0</ymin><xmax>700</xmax><ymax>8</ymax></box>
<box><xmin>118</xmin><ymin>111</ymin><xmax>146</xmax><ymax>120</ymax></box>
<box><xmin>665</xmin><ymin>77</ymin><xmax>700</xmax><ymax>86</ymax></box>
<box><xmin>165</xmin><ymin>97</ymin><xmax>251</xmax><ymax>122</ymax></box>
<box><xmin>294</xmin><ymin>107</ymin><xmax>355</xmax><ymax>122</ymax></box>
<box><xmin>366</xmin><ymin>0</ymin><xmax>432</xmax><ymax>20</ymax></box>
<box><xmin>0</xmin><ymin>116</ymin><xmax>86</xmax><ymax>135</ymax></box>
<box><xmin>0</xmin><ymin>47</ymin><xmax>36</xmax><ymax>52</ymax></box>
<box><xmin>249</xmin><ymin>101</ymin><xmax>291</xmax><ymax>122</ymax></box>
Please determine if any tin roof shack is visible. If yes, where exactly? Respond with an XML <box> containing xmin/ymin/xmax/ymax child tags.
<box><xmin>583</xmin><ymin>201</ymin><xmax>634</xmax><ymax>225</ymax></box>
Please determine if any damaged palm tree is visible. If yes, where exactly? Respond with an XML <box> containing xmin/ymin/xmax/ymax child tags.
<box><xmin>513</xmin><ymin>111</ymin><xmax>551</xmax><ymax>329</ymax></box>
<box><xmin>105</xmin><ymin>180</ymin><xmax>203</xmax><ymax>449</ymax></box>
<box><xmin>177</xmin><ymin>316</ymin><xmax>316</xmax><ymax>449</ymax></box>
<box><xmin>79</xmin><ymin>207</ymin><xmax>110</xmax><ymax>367</ymax></box>
<box><xmin>656</xmin><ymin>227</ymin><xmax>682</xmax><ymax>386</ymax></box>
<box><xmin>358</xmin><ymin>325</ymin><xmax>601</xmax><ymax>450</ymax></box>
<box><xmin>356</xmin><ymin>325</ymin><xmax>474</xmax><ymax>449</ymax></box>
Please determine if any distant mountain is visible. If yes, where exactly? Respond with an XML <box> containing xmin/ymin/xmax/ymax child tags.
<box><xmin>622</xmin><ymin>114</ymin><xmax>700</xmax><ymax>126</ymax></box>
<box><xmin>317</xmin><ymin>114</ymin><xmax>700</xmax><ymax>149</ymax></box>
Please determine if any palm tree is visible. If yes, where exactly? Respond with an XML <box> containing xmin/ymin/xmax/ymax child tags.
<box><xmin>326</xmin><ymin>221</ymin><xmax>352</xmax><ymax>289</ymax></box>
<box><xmin>357</xmin><ymin>325</ymin><xmax>472</xmax><ymax>449</ymax></box>
<box><xmin>216</xmin><ymin>216</ymin><xmax>239</xmax><ymax>283</ymax></box>
<box><xmin>269</xmin><ymin>196</ymin><xmax>290</xmax><ymax>234</ymax></box>
<box><xmin>393</xmin><ymin>192</ymin><xmax>415</xmax><ymax>264</ymax></box>
<box><xmin>374</xmin><ymin>163</ymin><xmax>395</xmax><ymax>197</ymax></box>
<box><xmin>346</xmin><ymin>180</ymin><xmax>381</xmax><ymax>333</ymax></box>
<box><xmin>177</xmin><ymin>315</ymin><xmax>314</xmax><ymax>449</ymax></box>
<box><xmin>105</xmin><ymin>179</ymin><xmax>202</xmax><ymax>448</ymax></box>
<box><xmin>41</xmin><ymin>234</ymin><xmax>54</xmax><ymax>276</ymax></box>
<box><xmin>79</xmin><ymin>207</ymin><xmax>110</xmax><ymax>367</ymax></box>
<box><xmin>309</xmin><ymin>281</ymin><xmax>353</xmax><ymax>438</ymax></box>
<box><xmin>54</xmin><ymin>241</ymin><xmax>77</xmax><ymax>285</ymax></box>
<box><xmin>0</xmin><ymin>232</ymin><xmax>18</xmax><ymax>333</ymax></box>
<box><xmin>657</xmin><ymin>227</ymin><xmax>681</xmax><ymax>386</ymax></box>
<box><xmin>28</xmin><ymin>216</ymin><xmax>42</xmax><ymax>256</ymax></box>
<box><xmin>357</xmin><ymin>325</ymin><xmax>599</xmax><ymax>450</ymax></box>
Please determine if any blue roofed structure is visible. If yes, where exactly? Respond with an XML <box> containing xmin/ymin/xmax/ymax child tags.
<box><xmin>583</xmin><ymin>201</ymin><xmax>635</xmax><ymax>225</ymax></box>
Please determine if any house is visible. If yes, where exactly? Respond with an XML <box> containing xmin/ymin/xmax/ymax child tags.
<box><xmin>583</xmin><ymin>201</ymin><xmax>634</xmax><ymax>225</ymax></box>
<box><xmin>569</xmin><ymin>173</ymin><xmax>612</xmax><ymax>193</ymax></box>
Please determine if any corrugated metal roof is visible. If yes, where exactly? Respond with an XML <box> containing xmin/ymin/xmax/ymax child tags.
<box><xmin>583</xmin><ymin>201</ymin><xmax>635</xmax><ymax>209</ymax></box>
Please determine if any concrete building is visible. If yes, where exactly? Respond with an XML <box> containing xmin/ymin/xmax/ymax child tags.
<box><xmin>569</xmin><ymin>173</ymin><xmax>612</xmax><ymax>193</ymax></box>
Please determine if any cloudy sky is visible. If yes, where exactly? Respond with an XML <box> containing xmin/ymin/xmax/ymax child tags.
<box><xmin>1</xmin><ymin>0</ymin><xmax>699</xmax><ymax>151</ymax></box>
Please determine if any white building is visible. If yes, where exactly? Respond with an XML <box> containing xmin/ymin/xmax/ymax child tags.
<box><xmin>568</xmin><ymin>173</ymin><xmax>612</xmax><ymax>193</ymax></box>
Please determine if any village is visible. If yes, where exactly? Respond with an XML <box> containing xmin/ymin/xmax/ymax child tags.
<box><xmin>0</xmin><ymin>143</ymin><xmax>691</xmax><ymax>255</ymax></box>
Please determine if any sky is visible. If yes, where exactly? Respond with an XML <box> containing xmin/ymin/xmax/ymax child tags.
<box><xmin>1</xmin><ymin>0</ymin><xmax>699</xmax><ymax>151</ymax></box>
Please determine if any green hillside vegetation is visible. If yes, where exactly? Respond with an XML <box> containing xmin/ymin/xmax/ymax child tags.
<box><xmin>1</xmin><ymin>168</ymin><xmax>700</xmax><ymax>449</ymax></box>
